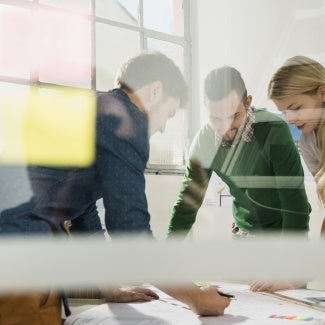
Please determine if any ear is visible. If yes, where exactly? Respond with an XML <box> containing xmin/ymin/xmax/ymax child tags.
<box><xmin>317</xmin><ymin>85</ymin><xmax>325</xmax><ymax>102</ymax></box>
<box><xmin>245</xmin><ymin>95</ymin><xmax>252</xmax><ymax>108</ymax></box>
<box><xmin>148</xmin><ymin>81</ymin><xmax>163</xmax><ymax>106</ymax></box>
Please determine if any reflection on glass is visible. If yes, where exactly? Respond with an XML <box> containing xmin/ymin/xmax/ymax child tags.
<box><xmin>96</xmin><ymin>0</ymin><xmax>138</xmax><ymax>26</ymax></box>
<box><xmin>39</xmin><ymin>0</ymin><xmax>91</xmax><ymax>14</ymax></box>
<box><xmin>96</xmin><ymin>23</ymin><xmax>140</xmax><ymax>91</ymax></box>
<box><xmin>0</xmin><ymin>5</ymin><xmax>32</xmax><ymax>79</ymax></box>
<box><xmin>147</xmin><ymin>38</ymin><xmax>184</xmax><ymax>71</ymax></box>
<box><xmin>143</xmin><ymin>0</ymin><xmax>183</xmax><ymax>36</ymax></box>
<box><xmin>38</xmin><ymin>8</ymin><xmax>92</xmax><ymax>88</ymax></box>
<box><xmin>0</xmin><ymin>83</ymin><xmax>96</xmax><ymax>167</ymax></box>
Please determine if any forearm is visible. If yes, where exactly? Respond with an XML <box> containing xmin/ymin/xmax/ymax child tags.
<box><xmin>156</xmin><ymin>284</ymin><xmax>230</xmax><ymax>316</ymax></box>
<box><xmin>157</xmin><ymin>285</ymin><xmax>200</xmax><ymax>312</ymax></box>
<box><xmin>167</xmin><ymin>161</ymin><xmax>211</xmax><ymax>237</ymax></box>
<box><xmin>279</xmin><ymin>189</ymin><xmax>311</xmax><ymax>232</ymax></box>
<box><xmin>167</xmin><ymin>207</ymin><xmax>197</xmax><ymax>237</ymax></box>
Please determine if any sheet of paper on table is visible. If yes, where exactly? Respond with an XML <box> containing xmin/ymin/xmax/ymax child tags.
<box><xmin>65</xmin><ymin>284</ymin><xmax>325</xmax><ymax>325</ymax></box>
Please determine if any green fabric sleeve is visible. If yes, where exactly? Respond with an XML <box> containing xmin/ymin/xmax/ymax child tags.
<box><xmin>167</xmin><ymin>126</ymin><xmax>216</xmax><ymax>237</ymax></box>
<box><xmin>167</xmin><ymin>158</ymin><xmax>212</xmax><ymax>237</ymax></box>
<box><xmin>264</xmin><ymin>120</ymin><xmax>310</xmax><ymax>232</ymax></box>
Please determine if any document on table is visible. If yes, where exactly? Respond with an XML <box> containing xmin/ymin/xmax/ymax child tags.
<box><xmin>65</xmin><ymin>284</ymin><xmax>325</xmax><ymax>325</ymax></box>
<box><xmin>263</xmin><ymin>289</ymin><xmax>325</xmax><ymax>311</ymax></box>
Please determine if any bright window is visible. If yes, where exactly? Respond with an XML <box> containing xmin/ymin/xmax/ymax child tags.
<box><xmin>0</xmin><ymin>0</ymin><xmax>191</xmax><ymax>170</ymax></box>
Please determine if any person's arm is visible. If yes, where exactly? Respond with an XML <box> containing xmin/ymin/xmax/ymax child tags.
<box><xmin>248</xmin><ymin>122</ymin><xmax>309</xmax><ymax>292</ymax></box>
<box><xmin>96</xmin><ymin>94</ymin><xmax>152</xmax><ymax>235</ymax></box>
<box><xmin>101</xmin><ymin>286</ymin><xmax>159</xmax><ymax>302</ymax></box>
<box><xmin>167</xmin><ymin>126</ymin><xmax>215</xmax><ymax>238</ymax></box>
<box><xmin>249</xmin><ymin>280</ymin><xmax>306</xmax><ymax>293</ymax></box>
<box><xmin>268</xmin><ymin>122</ymin><xmax>310</xmax><ymax>232</ymax></box>
<box><xmin>314</xmin><ymin>169</ymin><xmax>325</xmax><ymax>238</ymax></box>
<box><xmin>167</xmin><ymin>159</ymin><xmax>212</xmax><ymax>237</ymax></box>
<box><xmin>102</xmin><ymin>284</ymin><xmax>231</xmax><ymax>316</ymax></box>
<box><xmin>157</xmin><ymin>284</ymin><xmax>230</xmax><ymax>316</ymax></box>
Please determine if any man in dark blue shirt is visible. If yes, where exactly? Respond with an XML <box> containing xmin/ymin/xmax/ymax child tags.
<box><xmin>0</xmin><ymin>52</ymin><xmax>187</xmax><ymax>236</ymax></box>
<box><xmin>0</xmin><ymin>51</ymin><xmax>230</xmax><ymax>318</ymax></box>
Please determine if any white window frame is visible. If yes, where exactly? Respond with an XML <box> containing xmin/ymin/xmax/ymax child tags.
<box><xmin>0</xmin><ymin>0</ymin><xmax>198</xmax><ymax>174</ymax></box>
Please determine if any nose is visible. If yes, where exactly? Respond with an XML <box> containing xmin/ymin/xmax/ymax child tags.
<box><xmin>218</xmin><ymin>119</ymin><xmax>232</xmax><ymax>135</ymax></box>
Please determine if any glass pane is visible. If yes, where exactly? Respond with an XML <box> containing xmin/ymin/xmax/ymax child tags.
<box><xmin>147</xmin><ymin>38</ymin><xmax>184</xmax><ymax>72</ymax></box>
<box><xmin>37</xmin><ymin>8</ymin><xmax>92</xmax><ymax>88</ymax></box>
<box><xmin>39</xmin><ymin>0</ymin><xmax>91</xmax><ymax>14</ymax></box>
<box><xmin>96</xmin><ymin>0</ymin><xmax>139</xmax><ymax>26</ymax></box>
<box><xmin>149</xmin><ymin>109</ymin><xmax>187</xmax><ymax>166</ymax></box>
<box><xmin>96</xmin><ymin>23</ymin><xmax>140</xmax><ymax>91</ymax></box>
<box><xmin>143</xmin><ymin>0</ymin><xmax>183</xmax><ymax>36</ymax></box>
<box><xmin>0</xmin><ymin>5</ymin><xmax>32</xmax><ymax>79</ymax></box>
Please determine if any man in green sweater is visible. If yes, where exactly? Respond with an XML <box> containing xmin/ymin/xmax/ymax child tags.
<box><xmin>167</xmin><ymin>65</ymin><xmax>311</xmax><ymax>291</ymax></box>
<box><xmin>168</xmin><ymin>65</ymin><xmax>310</xmax><ymax>236</ymax></box>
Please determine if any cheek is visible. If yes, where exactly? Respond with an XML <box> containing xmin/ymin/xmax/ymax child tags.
<box><xmin>302</xmin><ymin>108</ymin><xmax>321</xmax><ymax>123</ymax></box>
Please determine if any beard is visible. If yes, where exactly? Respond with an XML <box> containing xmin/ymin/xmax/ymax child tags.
<box><xmin>221</xmin><ymin>128</ymin><xmax>239</xmax><ymax>142</ymax></box>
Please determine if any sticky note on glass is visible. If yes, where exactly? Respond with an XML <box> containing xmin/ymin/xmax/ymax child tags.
<box><xmin>0</xmin><ymin>87</ymin><xmax>96</xmax><ymax>167</ymax></box>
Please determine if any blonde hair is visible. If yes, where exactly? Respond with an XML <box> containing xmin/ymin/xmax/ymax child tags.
<box><xmin>268</xmin><ymin>55</ymin><xmax>325</xmax><ymax>203</ymax></box>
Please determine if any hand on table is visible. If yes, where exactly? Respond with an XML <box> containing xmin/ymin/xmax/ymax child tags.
<box><xmin>157</xmin><ymin>284</ymin><xmax>231</xmax><ymax>316</ymax></box>
<box><xmin>101</xmin><ymin>286</ymin><xmax>159</xmax><ymax>303</ymax></box>
<box><xmin>190</xmin><ymin>285</ymin><xmax>231</xmax><ymax>316</ymax></box>
<box><xmin>249</xmin><ymin>281</ymin><xmax>304</xmax><ymax>292</ymax></box>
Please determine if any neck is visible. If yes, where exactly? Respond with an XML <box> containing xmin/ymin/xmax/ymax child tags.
<box><xmin>123</xmin><ymin>89</ymin><xmax>147</xmax><ymax>115</ymax></box>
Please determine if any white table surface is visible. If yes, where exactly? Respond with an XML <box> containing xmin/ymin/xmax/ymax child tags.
<box><xmin>65</xmin><ymin>284</ymin><xmax>325</xmax><ymax>325</ymax></box>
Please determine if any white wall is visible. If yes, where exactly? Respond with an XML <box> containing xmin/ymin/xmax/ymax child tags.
<box><xmin>197</xmin><ymin>0</ymin><xmax>325</xmax><ymax>117</ymax></box>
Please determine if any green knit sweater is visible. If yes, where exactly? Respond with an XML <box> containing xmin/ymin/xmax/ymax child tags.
<box><xmin>167</xmin><ymin>109</ymin><xmax>311</xmax><ymax>235</ymax></box>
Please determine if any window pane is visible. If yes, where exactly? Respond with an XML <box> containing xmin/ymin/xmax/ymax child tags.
<box><xmin>149</xmin><ymin>109</ymin><xmax>187</xmax><ymax>166</ymax></box>
<box><xmin>96</xmin><ymin>23</ymin><xmax>140</xmax><ymax>91</ymax></box>
<box><xmin>143</xmin><ymin>0</ymin><xmax>183</xmax><ymax>36</ymax></box>
<box><xmin>0</xmin><ymin>5</ymin><xmax>32</xmax><ymax>79</ymax></box>
<box><xmin>37</xmin><ymin>8</ymin><xmax>92</xmax><ymax>88</ymax></box>
<box><xmin>96</xmin><ymin>0</ymin><xmax>139</xmax><ymax>26</ymax></box>
<box><xmin>147</xmin><ymin>38</ymin><xmax>184</xmax><ymax>71</ymax></box>
<box><xmin>39</xmin><ymin>0</ymin><xmax>91</xmax><ymax>14</ymax></box>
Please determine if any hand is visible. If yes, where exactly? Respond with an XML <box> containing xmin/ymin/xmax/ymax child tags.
<box><xmin>249</xmin><ymin>280</ymin><xmax>304</xmax><ymax>292</ymax></box>
<box><xmin>190</xmin><ymin>285</ymin><xmax>231</xmax><ymax>316</ymax></box>
<box><xmin>101</xmin><ymin>286</ymin><xmax>159</xmax><ymax>303</ymax></box>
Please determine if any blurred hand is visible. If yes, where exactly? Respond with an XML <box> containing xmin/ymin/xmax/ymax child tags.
<box><xmin>191</xmin><ymin>285</ymin><xmax>231</xmax><ymax>316</ymax></box>
<box><xmin>249</xmin><ymin>281</ymin><xmax>304</xmax><ymax>292</ymax></box>
<box><xmin>101</xmin><ymin>286</ymin><xmax>159</xmax><ymax>303</ymax></box>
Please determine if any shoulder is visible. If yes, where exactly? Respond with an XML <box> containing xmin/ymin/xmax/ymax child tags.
<box><xmin>253</xmin><ymin>108</ymin><xmax>286</xmax><ymax>124</ymax></box>
<box><xmin>299</xmin><ymin>132</ymin><xmax>321</xmax><ymax>168</ymax></box>
<box><xmin>96</xmin><ymin>90</ymin><xmax>128</xmax><ymax>114</ymax></box>
<box><xmin>253</xmin><ymin>108</ymin><xmax>290</xmax><ymax>135</ymax></box>
<box><xmin>300</xmin><ymin>132</ymin><xmax>317</xmax><ymax>146</ymax></box>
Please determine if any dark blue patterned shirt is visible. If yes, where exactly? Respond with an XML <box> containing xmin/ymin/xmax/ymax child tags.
<box><xmin>0</xmin><ymin>89</ymin><xmax>152</xmax><ymax>236</ymax></box>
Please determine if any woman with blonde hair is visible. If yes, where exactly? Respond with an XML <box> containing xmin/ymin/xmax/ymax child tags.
<box><xmin>268</xmin><ymin>55</ymin><xmax>325</xmax><ymax>237</ymax></box>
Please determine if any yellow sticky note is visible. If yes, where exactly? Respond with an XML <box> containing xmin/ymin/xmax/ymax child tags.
<box><xmin>0</xmin><ymin>87</ymin><xmax>96</xmax><ymax>167</ymax></box>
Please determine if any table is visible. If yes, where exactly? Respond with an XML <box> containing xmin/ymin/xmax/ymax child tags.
<box><xmin>65</xmin><ymin>284</ymin><xmax>325</xmax><ymax>324</ymax></box>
